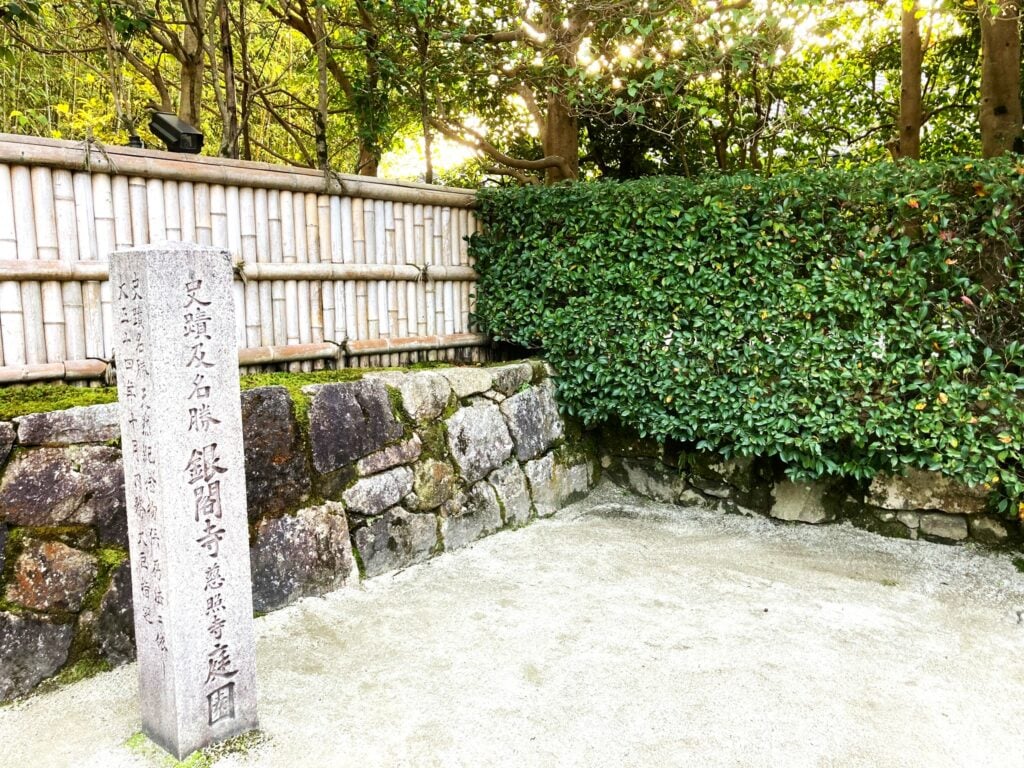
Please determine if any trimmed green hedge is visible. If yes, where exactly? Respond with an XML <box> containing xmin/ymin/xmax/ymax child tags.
<box><xmin>470</xmin><ymin>159</ymin><xmax>1024</xmax><ymax>516</ymax></box>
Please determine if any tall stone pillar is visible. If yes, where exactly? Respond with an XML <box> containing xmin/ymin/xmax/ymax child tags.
<box><xmin>111</xmin><ymin>243</ymin><xmax>257</xmax><ymax>759</ymax></box>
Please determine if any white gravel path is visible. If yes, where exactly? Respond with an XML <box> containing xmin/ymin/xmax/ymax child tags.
<box><xmin>3</xmin><ymin>482</ymin><xmax>1023</xmax><ymax>768</ymax></box>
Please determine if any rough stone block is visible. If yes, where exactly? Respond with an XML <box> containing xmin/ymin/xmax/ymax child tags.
<box><xmin>499</xmin><ymin>381</ymin><xmax>564</xmax><ymax>461</ymax></box>
<box><xmin>5</xmin><ymin>539</ymin><xmax>98</xmax><ymax>612</ymax></box>
<box><xmin>352</xmin><ymin>507</ymin><xmax>438</xmax><ymax>577</ymax></box>
<box><xmin>412</xmin><ymin>459</ymin><xmax>456</xmax><ymax>510</ymax></box>
<box><xmin>440</xmin><ymin>367</ymin><xmax>493</xmax><ymax>399</ymax></box>
<box><xmin>897</xmin><ymin>512</ymin><xmax>921</xmax><ymax>531</ymax></box>
<box><xmin>0</xmin><ymin>446</ymin><xmax>127</xmax><ymax>546</ymax></box>
<box><xmin>688</xmin><ymin>454</ymin><xmax>773</xmax><ymax>510</ymax></box>
<box><xmin>343</xmin><ymin>466</ymin><xmax>414</xmax><ymax>517</ymax></box>
<box><xmin>867</xmin><ymin>468</ymin><xmax>988</xmax><ymax>515</ymax></box>
<box><xmin>307</xmin><ymin>379</ymin><xmax>404</xmax><ymax>474</ymax></box>
<box><xmin>395</xmin><ymin>372</ymin><xmax>452</xmax><ymax>422</ymax></box>
<box><xmin>770</xmin><ymin>481</ymin><xmax>837</xmax><ymax>525</ymax></box>
<box><xmin>0</xmin><ymin>421</ymin><xmax>15</xmax><ymax>466</ymax></box>
<box><xmin>968</xmin><ymin>516</ymin><xmax>1010</xmax><ymax>544</ymax></box>
<box><xmin>250</xmin><ymin>502</ymin><xmax>357</xmax><ymax>613</ymax></box>
<box><xmin>489</xmin><ymin>362</ymin><xmax>534</xmax><ymax>396</ymax></box>
<box><xmin>0</xmin><ymin>612</ymin><xmax>74</xmax><ymax>702</ymax></box>
<box><xmin>848</xmin><ymin>508</ymin><xmax>915</xmax><ymax>540</ymax></box>
<box><xmin>558</xmin><ymin>460</ymin><xmax>594</xmax><ymax>506</ymax></box>
<box><xmin>524</xmin><ymin>454</ymin><xmax>594</xmax><ymax>517</ymax></box>
<box><xmin>356</xmin><ymin>435</ymin><xmax>423</xmax><ymax>476</ymax></box>
<box><xmin>241</xmin><ymin>387</ymin><xmax>311</xmax><ymax>521</ymax></box>
<box><xmin>81</xmin><ymin>560</ymin><xmax>136</xmax><ymax>666</ymax></box>
<box><xmin>620</xmin><ymin>459</ymin><xmax>685</xmax><ymax>503</ymax></box>
<box><xmin>919</xmin><ymin>513</ymin><xmax>969</xmax><ymax>542</ymax></box>
<box><xmin>488</xmin><ymin>461</ymin><xmax>532</xmax><ymax>527</ymax></box>
<box><xmin>442</xmin><ymin>481</ymin><xmax>503</xmax><ymax>551</ymax></box>
<box><xmin>446</xmin><ymin>404</ymin><xmax>514</xmax><ymax>483</ymax></box>
<box><xmin>14</xmin><ymin>403</ymin><xmax>121</xmax><ymax>446</ymax></box>
<box><xmin>524</xmin><ymin>454</ymin><xmax>558</xmax><ymax>517</ymax></box>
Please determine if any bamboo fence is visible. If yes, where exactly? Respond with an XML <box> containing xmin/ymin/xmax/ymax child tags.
<box><xmin>0</xmin><ymin>134</ymin><xmax>488</xmax><ymax>383</ymax></box>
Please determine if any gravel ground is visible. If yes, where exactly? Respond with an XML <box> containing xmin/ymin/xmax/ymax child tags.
<box><xmin>2</xmin><ymin>481</ymin><xmax>1023</xmax><ymax>768</ymax></box>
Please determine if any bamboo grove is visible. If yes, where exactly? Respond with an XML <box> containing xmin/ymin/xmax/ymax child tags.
<box><xmin>1</xmin><ymin>1</ymin><xmax>1022</xmax><ymax>183</ymax></box>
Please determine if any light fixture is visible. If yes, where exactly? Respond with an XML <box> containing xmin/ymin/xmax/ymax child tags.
<box><xmin>148</xmin><ymin>111</ymin><xmax>204</xmax><ymax>154</ymax></box>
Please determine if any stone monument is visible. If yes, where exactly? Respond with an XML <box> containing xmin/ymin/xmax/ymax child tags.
<box><xmin>110</xmin><ymin>243</ymin><xmax>258</xmax><ymax>759</ymax></box>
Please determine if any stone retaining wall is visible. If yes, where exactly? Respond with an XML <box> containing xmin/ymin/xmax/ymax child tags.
<box><xmin>602</xmin><ymin>433</ymin><xmax>1022</xmax><ymax>548</ymax></box>
<box><xmin>0</xmin><ymin>363</ymin><xmax>597</xmax><ymax>702</ymax></box>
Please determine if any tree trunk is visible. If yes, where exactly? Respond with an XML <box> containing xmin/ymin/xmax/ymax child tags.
<box><xmin>898</xmin><ymin>1</ymin><xmax>923</xmax><ymax>160</ymax></box>
<box><xmin>544</xmin><ymin>92</ymin><xmax>578</xmax><ymax>183</ymax></box>
<box><xmin>314</xmin><ymin>2</ymin><xmax>330</xmax><ymax>171</ymax></box>
<box><xmin>238</xmin><ymin>0</ymin><xmax>253</xmax><ymax>160</ymax></box>
<box><xmin>179</xmin><ymin>23</ymin><xmax>205</xmax><ymax>128</ymax></box>
<box><xmin>980</xmin><ymin>1</ymin><xmax>1022</xmax><ymax>157</ymax></box>
<box><xmin>218</xmin><ymin>0</ymin><xmax>240</xmax><ymax>158</ymax></box>
<box><xmin>355</xmin><ymin>144</ymin><xmax>379</xmax><ymax>176</ymax></box>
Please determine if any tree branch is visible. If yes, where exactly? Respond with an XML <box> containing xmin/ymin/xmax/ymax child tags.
<box><xmin>482</xmin><ymin>165</ymin><xmax>542</xmax><ymax>185</ymax></box>
<box><xmin>428</xmin><ymin>117</ymin><xmax>571</xmax><ymax>178</ymax></box>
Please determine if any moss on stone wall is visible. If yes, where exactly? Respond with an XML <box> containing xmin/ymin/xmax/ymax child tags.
<box><xmin>0</xmin><ymin>384</ymin><xmax>118</xmax><ymax>421</ymax></box>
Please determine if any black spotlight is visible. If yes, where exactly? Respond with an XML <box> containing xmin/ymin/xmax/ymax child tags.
<box><xmin>148</xmin><ymin>111</ymin><xmax>204</xmax><ymax>154</ymax></box>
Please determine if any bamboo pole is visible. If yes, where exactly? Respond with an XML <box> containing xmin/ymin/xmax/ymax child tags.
<box><xmin>111</xmin><ymin>177</ymin><xmax>133</xmax><ymax>250</ymax></box>
<box><xmin>224</xmin><ymin>185</ymin><xmax>246</xmax><ymax>351</ymax></box>
<box><xmin>451</xmin><ymin>205</ymin><xmax>464</xmax><ymax>334</ymax></box>
<box><xmin>362</xmin><ymin>198</ymin><xmax>377</xmax><ymax>364</ymax></box>
<box><xmin>54</xmin><ymin>170</ymin><xmax>85</xmax><ymax>364</ymax></box>
<box><xmin>422</xmin><ymin>204</ymin><xmax>435</xmax><ymax>343</ymax></box>
<box><xmin>268</xmin><ymin>190</ymin><xmax>287</xmax><ymax>348</ymax></box>
<box><xmin>374</xmin><ymin>199</ymin><xmax>389</xmax><ymax>344</ymax></box>
<box><xmin>352</xmin><ymin>198</ymin><xmax>369</xmax><ymax>348</ymax></box>
<box><xmin>0</xmin><ymin>164</ymin><xmax>23</xmax><ymax>366</ymax></box>
<box><xmin>463</xmin><ymin>209</ymin><xmax>472</xmax><ymax>332</ymax></box>
<box><xmin>0</xmin><ymin>135</ymin><xmax>478</xmax><ymax>208</ymax></box>
<box><xmin>402</xmin><ymin>204</ymin><xmax>417</xmax><ymax>341</ymax></box>
<box><xmin>293</xmin><ymin>192</ymin><xmax>311</xmax><ymax>372</ymax></box>
<box><xmin>317</xmin><ymin>193</ymin><xmax>332</xmax><ymax>372</ymax></box>
<box><xmin>413</xmin><ymin>204</ymin><xmax>426</xmax><ymax>337</ymax></box>
<box><xmin>239</xmin><ymin>187</ymin><xmax>262</xmax><ymax>349</ymax></box>
<box><xmin>280</xmin><ymin>191</ymin><xmax>300</xmax><ymax>371</ymax></box>
<box><xmin>164</xmin><ymin>180</ymin><xmax>182</xmax><ymax>240</ymax></box>
<box><xmin>341</xmin><ymin>197</ymin><xmax>356</xmax><ymax>368</ymax></box>
<box><xmin>306</xmin><ymin>192</ymin><xmax>324</xmax><ymax>370</ymax></box>
<box><xmin>146</xmin><ymin>177</ymin><xmax>167</xmax><ymax>241</ymax></box>
<box><xmin>442</xmin><ymin>206</ymin><xmax>456</xmax><ymax>336</ymax></box>
<box><xmin>195</xmin><ymin>183</ymin><xmax>212</xmax><ymax>245</ymax></box>
<box><xmin>385</xmin><ymin>201</ymin><xmax>399</xmax><ymax>342</ymax></box>
<box><xmin>0</xmin><ymin>358</ymin><xmax>107</xmax><ymax>384</ymax></box>
<box><xmin>32</xmin><ymin>167</ymin><xmax>66</xmax><ymax>362</ymax></box>
<box><xmin>91</xmin><ymin>173</ymin><xmax>115</xmax><ymax>359</ymax></box>
<box><xmin>179</xmin><ymin>181</ymin><xmax>197</xmax><ymax>242</ymax></box>
<box><xmin>329</xmin><ymin>196</ymin><xmax>346</xmax><ymax>351</ymax></box>
<box><xmin>394</xmin><ymin>203</ymin><xmax>409</xmax><ymax>339</ymax></box>
<box><xmin>74</xmin><ymin>172</ymin><xmax>103</xmax><ymax>361</ymax></box>
<box><xmin>128</xmin><ymin>176</ymin><xmax>147</xmax><ymax>244</ymax></box>
<box><xmin>254</xmin><ymin>188</ymin><xmax>274</xmax><ymax>346</ymax></box>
